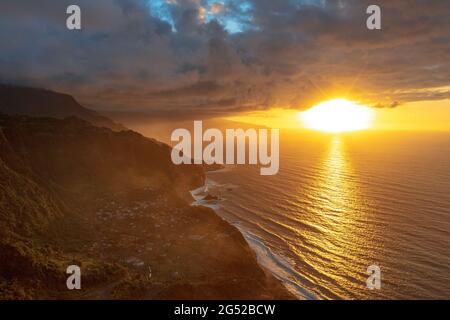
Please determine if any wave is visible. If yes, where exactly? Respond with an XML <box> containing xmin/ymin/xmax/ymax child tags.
<box><xmin>190</xmin><ymin>174</ymin><xmax>317</xmax><ymax>300</ymax></box>
<box><xmin>241</xmin><ymin>230</ymin><xmax>318</xmax><ymax>300</ymax></box>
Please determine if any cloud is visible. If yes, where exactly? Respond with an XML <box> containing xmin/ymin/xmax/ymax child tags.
<box><xmin>372</xmin><ymin>101</ymin><xmax>401</xmax><ymax>109</ymax></box>
<box><xmin>0</xmin><ymin>0</ymin><xmax>449</xmax><ymax>117</ymax></box>
<box><xmin>210</xmin><ymin>3</ymin><xmax>226</xmax><ymax>15</ymax></box>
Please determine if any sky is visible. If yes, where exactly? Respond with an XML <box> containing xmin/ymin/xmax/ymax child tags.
<box><xmin>0</xmin><ymin>0</ymin><xmax>449</xmax><ymax>130</ymax></box>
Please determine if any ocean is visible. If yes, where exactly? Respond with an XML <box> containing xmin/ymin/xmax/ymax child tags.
<box><xmin>191</xmin><ymin>130</ymin><xmax>450</xmax><ymax>299</ymax></box>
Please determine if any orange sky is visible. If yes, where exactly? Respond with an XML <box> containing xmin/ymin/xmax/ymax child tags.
<box><xmin>225</xmin><ymin>99</ymin><xmax>450</xmax><ymax>132</ymax></box>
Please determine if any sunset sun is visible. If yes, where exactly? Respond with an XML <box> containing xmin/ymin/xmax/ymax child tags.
<box><xmin>300</xmin><ymin>99</ymin><xmax>374</xmax><ymax>133</ymax></box>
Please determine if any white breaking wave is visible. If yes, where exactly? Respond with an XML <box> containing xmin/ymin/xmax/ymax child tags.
<box><xmin>190</xmin><ymin>175</ymin><xmax>317</xmax><ymax>300</ymax></box>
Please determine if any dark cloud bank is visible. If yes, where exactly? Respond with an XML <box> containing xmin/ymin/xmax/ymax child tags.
<box><xmin>0</xmin><ymin>0</ymin><xmax>449</xmax><ymax>118</ymax></box>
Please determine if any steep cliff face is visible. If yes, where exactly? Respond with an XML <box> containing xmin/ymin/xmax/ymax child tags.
<box><xmin>0</xmin><ymin>114</ymin><xmax>205</xmax><ymax>227</ymax></box>
<box><xmin>0</xmin><ymin>115</ymin><xmax>204</xmax><ymax>203</ymax></box>
<box><xmin>0</xmin><ymin>122</ymin><xmax>65</xmax><ymax>229</ymax></box>
<box><xmin>0</xmin><ymin>84</ymin><xmax>126</xmax><ymax>132</ymax></box>
<box><xmin>0</xmin><ymin>126</ymin><xmax>67</xmax><ymax>298</ymax></box>
<box><xmin>0</xmin><ymin>114</ymin><xmax>205</xmax><ymax>298</ymax></box>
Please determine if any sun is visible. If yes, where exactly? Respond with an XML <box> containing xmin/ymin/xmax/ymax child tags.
<box><xmin>300</xmin><ymin>99</ymin><xmax>374</xmax><ymax>133</ymax></box>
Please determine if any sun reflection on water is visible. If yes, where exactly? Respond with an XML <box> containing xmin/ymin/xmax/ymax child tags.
<box><xmin>302</xmin><ymin>135</ymin><xmax>374</xmax><ymax>298</ymax></box>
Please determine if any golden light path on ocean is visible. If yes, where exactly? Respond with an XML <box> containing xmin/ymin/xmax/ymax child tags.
<box><xmin>292</xmin><ymin>135</ymin><xmax>373</xmax><ymax>297</ymax></box>
<box><xmin>300</xmin><ymin>99</ymin><xmax>374</xmax><ymax>133</ymax></box>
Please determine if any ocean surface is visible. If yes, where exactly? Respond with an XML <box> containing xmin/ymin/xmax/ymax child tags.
<box><xmin>191</xmin><ymin>130</ymin><xmax>450</xmax><ymax>299</ymax></box>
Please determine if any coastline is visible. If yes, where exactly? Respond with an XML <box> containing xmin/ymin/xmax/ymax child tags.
<box><xmin>0</xmin><ymin>113</ymin><xmax>292</xmax><ymax>300</ymax></box>
<box><xmin>190</xmin><ymin>169</ymin><xmax>313</xmax><ymax>300</ymax></box>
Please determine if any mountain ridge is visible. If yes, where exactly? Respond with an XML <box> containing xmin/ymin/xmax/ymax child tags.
<box><xmin>0</xmin><ymin>84</ymin><xmax>126</xmax><ymax>132</ymax></box>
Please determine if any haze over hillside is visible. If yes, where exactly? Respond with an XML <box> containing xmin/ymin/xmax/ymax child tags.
<box><xmin>0</xmin><ymin>89</ymin><xmax>291</xmax><ymax>299</ymax></box>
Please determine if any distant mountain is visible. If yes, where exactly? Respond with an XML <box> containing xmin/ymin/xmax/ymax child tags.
<box><xmin>0</xmin><ymin>84</ymin><xmax>126</xmax><ymax>132</ymax></box>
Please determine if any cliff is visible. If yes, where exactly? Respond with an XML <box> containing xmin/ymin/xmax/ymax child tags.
<box><xmin>0</xmin><ymin>114</ymin><xmax>292</xmax><ymax>299</ymax></box>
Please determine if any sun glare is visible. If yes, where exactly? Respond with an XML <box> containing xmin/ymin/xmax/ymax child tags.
<box><xmin>300</xmin><ymin>99</ymin><xmax>374</xmax><ymax>133</ymax></box>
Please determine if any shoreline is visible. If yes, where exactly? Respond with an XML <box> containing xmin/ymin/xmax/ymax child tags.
<box><xmin>190</xmin><ymin>169</ymin><xmax>315</xmax><ymax>300</ymax></box>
